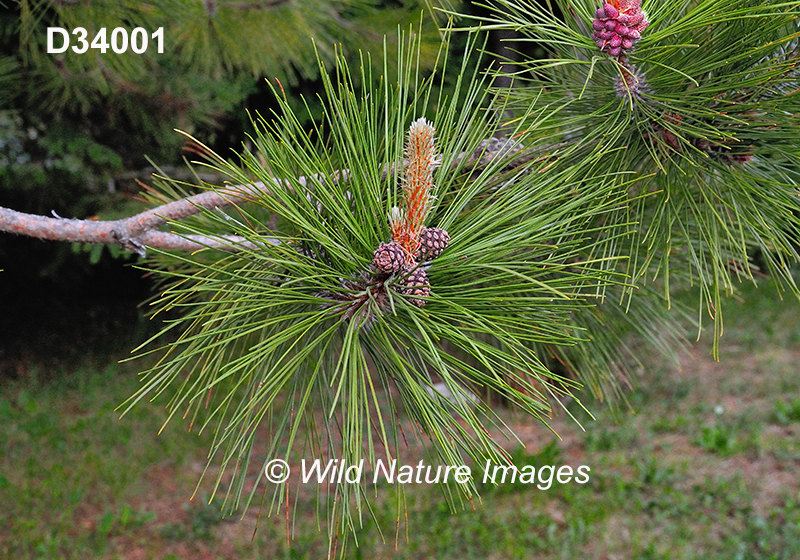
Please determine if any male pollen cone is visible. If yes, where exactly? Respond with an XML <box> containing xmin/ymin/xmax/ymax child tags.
<box><xmin>591</xmin><ymin>0</ymin><xmax>649</xmax><ymax>57</ymax></box>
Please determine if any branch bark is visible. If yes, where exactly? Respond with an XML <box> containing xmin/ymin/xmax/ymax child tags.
<box><xmin>0</xmin><ymin>183</ymin><xmax>273</xmax><ymax>256</ymax></box>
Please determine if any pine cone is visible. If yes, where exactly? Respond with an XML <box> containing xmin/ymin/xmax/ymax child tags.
<box><xmin>591</xmin><ymin>1</ymin><xmax>649</xmax><ymax>57</ymax></box>
<box><xmin>373</xmin><ymin>241</ymin><xmax>406</xmax><ymax>274</ymax></box>
<box><xmin>417</xmin><ymin>227</ymin><xmax>450</xmax><ymax>260</ymax></box>
<box><xmin>398</xmin><ymin>267</ymin><xmax>430</xmax><ymax>307</ymax></box>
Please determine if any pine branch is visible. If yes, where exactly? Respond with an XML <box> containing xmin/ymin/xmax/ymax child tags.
<box><xmin>0</xmin><ymin>136</ymin><xmax>538</xmax><ymax>256</ymax></box>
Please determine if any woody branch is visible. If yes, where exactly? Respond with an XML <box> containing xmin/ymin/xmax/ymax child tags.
<box><xmin>0</xmin><ymin>183</ymin><xmax>274</xmax><ymax>256</ymax></box>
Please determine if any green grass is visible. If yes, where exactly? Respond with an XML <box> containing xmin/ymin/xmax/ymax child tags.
<box><xmin>0</xmin><ymin>362</ymin><xmax>219</xmax><ymax>559</ymax></box>
<box><xmin>2</xmin><ymin>281</ymin><xmax>800</xmax><ymax>558</ymax></box>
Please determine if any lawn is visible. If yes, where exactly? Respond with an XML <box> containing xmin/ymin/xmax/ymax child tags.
<box><xmin>2</xmin><ymin>281</ymin><xmax>800</xmax><ymax>559</ymax></box>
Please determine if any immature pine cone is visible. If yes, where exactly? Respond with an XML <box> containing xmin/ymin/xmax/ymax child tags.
<box><xmin>398</xmin><ymin>267</ymin><xmax>430</xmax><ymax>307</ymax></box>
<box><xmin>591</xmin><ymin>0</ymin><xmax>649</xmax><ymax>57</ymax></box>
<box><xmin>417</xmin><ymin>227</ymin><xmax>450</xmax><ymax>260</ymax></box>
<box><xmin>373</xmin><ymin>241</ymin><xmax>406</xmax><ymax>274</ymax></box>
